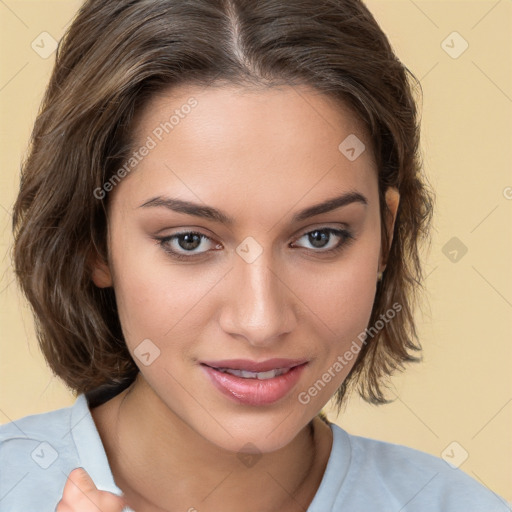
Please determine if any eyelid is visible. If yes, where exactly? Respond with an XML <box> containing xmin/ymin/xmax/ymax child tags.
<box><xmin>294</xmin><ymin>222</ymin><xmax>350</xmax><ymax>237</ymax></box>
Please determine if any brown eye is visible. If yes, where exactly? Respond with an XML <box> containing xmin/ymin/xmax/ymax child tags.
<box><xmin>291</xmin><ymin>228</ymin><xmax>354</xmax><ymax>254</ymax></box>
<box><xmin>155</xmin><ymin>231</ymin><xmax>221</xmax><ymax>260</ymax></box>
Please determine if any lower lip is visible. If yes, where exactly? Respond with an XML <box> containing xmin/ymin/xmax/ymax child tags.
<box><xmin>201</xmin><ymin>363</ymin><xmax>308</xmax><ymax>406</ymax></box>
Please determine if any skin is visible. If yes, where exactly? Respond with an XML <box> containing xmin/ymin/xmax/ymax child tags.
<box><xmin>61</xmin><ymin>84</ymin><xmax>399</xmax><ymax>511</ymax></box>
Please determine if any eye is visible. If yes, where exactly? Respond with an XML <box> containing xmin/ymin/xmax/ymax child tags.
<box><xmin>291</xmin><ymin>227</ymin><xmax>354</xmax><ymax>255</ymax></box>
<box><xmin>154</xmin><ymin>231</ymin><xmax>221</xmax><ymax>260</ymax></box>
<box><xmin>154</xmin><ymin>227</ymin><xmax>354</xmax><ymax>261</ymax></box>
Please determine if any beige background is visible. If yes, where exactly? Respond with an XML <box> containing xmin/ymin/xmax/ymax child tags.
<box><xmin>1</xmin><ymin>0</ymin><xmax>511</xmax><ymax>503</ymax></box>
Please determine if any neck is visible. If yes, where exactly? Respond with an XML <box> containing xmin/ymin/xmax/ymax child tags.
<box><xmin>91</xmin><ymin>374</ymin><xmax>332</xmax><ymax>512</ymax></box>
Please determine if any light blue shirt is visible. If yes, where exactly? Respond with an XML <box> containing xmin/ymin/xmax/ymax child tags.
<box><xmin>0</xmin><ymin>394</ymin><xmax>508</xmax><ymax>511</ymax></box>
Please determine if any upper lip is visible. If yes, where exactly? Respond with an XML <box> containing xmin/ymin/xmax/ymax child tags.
<box><xmin>201</xmin><ymin>358</ymin><xmax>308</xmax><ymax>372</ymax></box>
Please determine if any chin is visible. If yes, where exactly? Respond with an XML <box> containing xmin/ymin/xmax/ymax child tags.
<box><xmin>191</xmin><ymin>407</ymin><xmax>313</xmax><ymax>455</ymax></box>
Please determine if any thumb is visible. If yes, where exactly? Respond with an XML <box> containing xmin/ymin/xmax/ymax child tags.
<box><xmin>65</xmin><ymin>467</ymin><xmax>98</xmax><ymax>496</ymax></box>
<box><xmin>60</xmin><ymin>467</ymin><xmax>127</xmax><ymax>511</ymax></box>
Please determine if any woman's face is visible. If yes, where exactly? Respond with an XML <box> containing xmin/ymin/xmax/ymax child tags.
<box><xmin>93</xmin><ymin>84</ymin><xmax>398</xmax><ymax>453</ymax></box>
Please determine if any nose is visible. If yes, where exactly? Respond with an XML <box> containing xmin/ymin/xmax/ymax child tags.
<box><xmin>218</xmin><ymin>251</ymin><xmax>298</xmax><ymax>347</ymax></box>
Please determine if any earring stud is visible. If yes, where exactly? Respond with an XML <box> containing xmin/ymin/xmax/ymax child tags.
<box><xmin>377</xmin><ymin>271</ymin><xmax>383</xmax><ymax>282</ymax></box>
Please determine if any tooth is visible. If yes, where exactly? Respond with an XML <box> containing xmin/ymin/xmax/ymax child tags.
<box><xmin>218</xmin><ymin>367</ymin><xmax>292</xmax><ymax>379</ymax></box>
<box><xmin>257</xmin><ymin>370</ymin><xmax>276</xmax><ymax>380</ymax></box>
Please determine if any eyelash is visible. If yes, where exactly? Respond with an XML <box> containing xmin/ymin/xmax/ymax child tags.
<box><xmin>154</xmin><ymin>227</ymin><xmax>354</xmax><ymax>261</ymax></box>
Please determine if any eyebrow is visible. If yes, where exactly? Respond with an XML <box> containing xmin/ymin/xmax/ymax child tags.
<box><xmin>138</xmin><ymin>191</ymin><xmax>368</xmax><ymax>226</ymax></box>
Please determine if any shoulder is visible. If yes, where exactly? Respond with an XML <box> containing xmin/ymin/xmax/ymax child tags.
<box><xmin>325</xmin><ymin>424</ymin><xmax>509</xmax><ymax>511</ymax></box>
<box><xmin>1</xmin><ymin>397</ymin><xmax>75</xmax><ymax>440</ymax></box>
<box><xmin>0</xmin><ymin>398</ymin><xmax>78</xmax><ymax>467</ymax></box>
<box><xmin>0</xmin><ymin>395</ymin><xmax>103</xmax><ymax>510</ymax></box>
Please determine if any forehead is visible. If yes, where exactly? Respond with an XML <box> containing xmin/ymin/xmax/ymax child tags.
<box><xmin>132</xmin><ymin>83</ymin><xmax>371</xmax><ymax>156</ymax></box>
<box><xmin>114</xmin><ymin>84</ymin><xmax>377</xmax><ymax>214</ymax></box>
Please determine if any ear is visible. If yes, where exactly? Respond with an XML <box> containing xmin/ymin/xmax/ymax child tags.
<box><xmin>379</xmin><ymin>186</ymin><xmax>400</xmax><ymax>272</ymax></box>
<box><xmin>89</xmin><ymin>251</ymin><xmax>113</xmax><ymax>288</ymax></box>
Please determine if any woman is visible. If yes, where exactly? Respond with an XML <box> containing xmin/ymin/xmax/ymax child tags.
<box><xmin>1</xmin><ymin>0</ymin><xmax>506</xmax><ymax>510</ymax></box>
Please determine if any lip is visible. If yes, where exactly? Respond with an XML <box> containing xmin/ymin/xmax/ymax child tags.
<box><xmin>200</xmin><ymin>360</ymin><xmax>308</xmax><ymax>406</ymax></box>
<box><xmin>201</xmin><ymin>358</ymin><xmax>308</xmax><ymax>372</ymax></box>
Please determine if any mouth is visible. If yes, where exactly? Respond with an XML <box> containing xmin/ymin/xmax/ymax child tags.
<box><xmin>212</xmin><ymin>367</ymin><xmax>293</xmax><ymax>380</ymax></box>
<box><xmin>200</xmin><ymin>359</ymin><xmax>309</xmax><ymax>406</ymax></box>
<box><xmin>201</xmin><ymin>358</ymin><xmax>308</xmax><ymax>373</ymax></box>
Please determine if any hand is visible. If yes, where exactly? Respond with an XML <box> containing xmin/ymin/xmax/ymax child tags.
<box><xmin>56</xmin><ymin>467</ymin><xmax>127</xmax><ymax>511</ymax></box>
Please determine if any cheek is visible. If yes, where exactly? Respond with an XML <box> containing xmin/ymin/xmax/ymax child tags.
<box><xmin>293</xmin><ymin>244</ymin><xmax>380</xmax><ymax>408</ymax></box>
<box><xmin>302</xmin><ymin>267</ymin><xmax>375</xmax><ymax>332</ymax></box>
<box><xmin>299</xmin><ymin>238</ymin><xmax>380</xmax><ymax>340</ymax></box>
<box><xmin>109</xmin><ymin>233</ymin><xmax>214</xmax><ymax>351</ymax></box>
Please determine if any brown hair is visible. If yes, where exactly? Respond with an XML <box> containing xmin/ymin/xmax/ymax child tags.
<box><xmin>12</xmin><ymin>0</ymin><xmax>433</xmax><ymax>408</ymax></box>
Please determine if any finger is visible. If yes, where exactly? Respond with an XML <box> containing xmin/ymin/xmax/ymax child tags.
<box><xmin>61</xmin><ymin>467</ymin><xmax>97</xmax><ymax>501</ymax></box>
<box><xmin>59</xmin><ymin>468</ymin><xmax>127</xmax><ymax>511</ymax></box>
